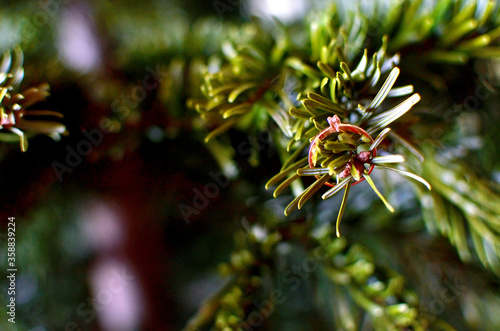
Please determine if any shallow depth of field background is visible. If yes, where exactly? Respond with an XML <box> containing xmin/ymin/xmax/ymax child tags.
<box><xmin>0</xmin><ymin>0</ymin><xmax>500</xmax><ymax>330</ymax></box>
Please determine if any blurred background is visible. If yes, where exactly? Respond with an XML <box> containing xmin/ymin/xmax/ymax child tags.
<box><xmin>0</xmin><ymin>0</ymin><xmax>500</xmax><ymax>330</ymax></box>
<box><xmin>0</xmin><ymin>0</ymin><xmax>294</xmax><ymax>330</ymax></box>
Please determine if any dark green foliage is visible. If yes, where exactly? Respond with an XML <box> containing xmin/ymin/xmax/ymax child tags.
<box><xmin>2</xmin><ymin>1</ymin><xmax>500</xmax><ymax>330</ymax></box>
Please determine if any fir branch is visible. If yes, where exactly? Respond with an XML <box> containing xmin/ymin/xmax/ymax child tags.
<box><xmin>187</xmin><ymin>21</ymin><xmax>294</xmax><ymax>142</ymax></box>
<box><xmin>183</xmin><ymin>223</ymin><xmax>283</xmax><ymax>330</ymax></box>
<box><xmin>267</xmin><ymin>40</ymin><xmax>428</xmax><ymax>234</ymax></box>
<box><xmin>390</xmin><ymin>0</ymin><xmax>500</xmax><ymax>63</ymax></box>
<box><xmin>417</xmin><ymin>149</ymin><xmax>500</xmax><ymax>276</ymax></box>
<box><xmin>313</xmin><ymin>233</ymin><xmax>434</xmax><ymax>330</ymax></box>
<box><xmin>0</xmin><ymin>47</ymin><xmax>66</xmax><ymax>151</ymax></box>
